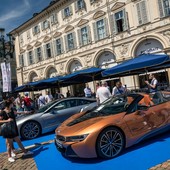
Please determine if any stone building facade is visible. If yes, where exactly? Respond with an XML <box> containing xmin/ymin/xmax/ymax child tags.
<box><xmin>10</xmin><ymin>0</ymin><xmax>170</xmax><ymax>96</ymax></box>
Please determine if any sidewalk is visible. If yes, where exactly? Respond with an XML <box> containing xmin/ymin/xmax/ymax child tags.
<box><xmin>149</xmin><ymin>160</ymin><xmax>170</xmax><ymax>170</ymax></box>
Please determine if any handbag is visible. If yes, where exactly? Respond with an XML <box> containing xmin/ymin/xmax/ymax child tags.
<box><xmin>1</xmin><ymin>121</ymin><xmax>18</xmax><ymax>138</ymax></box>
<box><xmin>0</xmin><ymin>111</ymin><xmax>18</xmax><ymax>138</ymax></box>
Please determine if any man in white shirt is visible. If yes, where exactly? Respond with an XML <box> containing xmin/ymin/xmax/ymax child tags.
<box><xmin>145</xmin><ymin>74</ymin><xmax>158</xmax><ymax>93</ymax></box>
<box><xmin>96</xmin><ymin>81</ymin><xmax>111</xmax><ymax>104</ymax></box>
<box><xmin>84</xmin><ymin>84</ymin><xmax>92</xmax><ymax>98</ymax></box>
<box><xmin>38</xmin><ymin>94</ymin><xmax>46</xmax><ymax>108</ymax></box>
<box><xmin>112</xmin><ymin>81</ymin><xmax>126</xmax><ymax>96</ymax></box>
<box><xmin>45</xmin><ymin>91</ymin><xmax>53</xmax><ymax>104</ymax></box>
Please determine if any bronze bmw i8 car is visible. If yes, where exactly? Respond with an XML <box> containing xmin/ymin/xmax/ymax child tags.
<box><xmin>55</xmin><ymin>91</ymin><xmax>170</xmax><ymax>159</ymax></box>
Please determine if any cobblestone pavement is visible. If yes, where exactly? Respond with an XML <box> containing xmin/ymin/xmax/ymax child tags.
<box><xmin>149</xmin><ymin>160</ymin><xmax>170</xmax><ymax>170</ymax></box>
<box><xmin>0</xmin><ymin>139</ymin><xmax>169</xmax><ymax>170</ymax></box>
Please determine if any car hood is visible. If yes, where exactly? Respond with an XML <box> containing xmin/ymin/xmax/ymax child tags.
<box><xmin>56</xmin><ymin>111</ymin><xmax>125</xmax><ymax>136</ymax></box>
<box><xmin>16</xmin><ymin>112</ymin><xmax>43</xmax><ymax>122</ymax></box>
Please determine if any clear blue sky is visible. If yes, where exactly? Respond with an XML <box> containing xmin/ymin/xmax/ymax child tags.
<box><xmin>0</xmin><ymin>0</ymin><xmax>52</xmax><ymax>34</ymax></box>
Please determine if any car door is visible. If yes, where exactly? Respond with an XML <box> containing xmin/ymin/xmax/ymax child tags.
<box><xmin>124</xmin><ymin>108</ymin><xmax>152</xmax><ymax>136</ymax></box>
<box><xmin>145</xmin><ymin>102</ymin><xmax>170</xmax><ymax>128</ymax></box>
<box><xmin>123</xmin><ymin>96</ymin><xmax>152</xmax><ymax>136</ymax></box>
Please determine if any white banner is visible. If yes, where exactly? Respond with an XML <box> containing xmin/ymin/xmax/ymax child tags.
<box><xmin>1</xmin><ymin>62</ymin><xmax>11</xmax><ymax>92</ymax></box>
<box><xmin>6</xmin><ymin>63</ymin><xmax>11</xmax><ymax>92</ymax></box>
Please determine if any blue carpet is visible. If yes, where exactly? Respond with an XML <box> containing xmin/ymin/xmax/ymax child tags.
<box><xmin>1</xmin><ymin>131</ymin><xmax>170</xmax><ymax>170</ymax></box>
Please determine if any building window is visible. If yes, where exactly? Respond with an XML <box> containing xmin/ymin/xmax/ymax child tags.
<box><xmin>112</xmin><ymin>9</ymin><xmax>128</xmax><ymax>33</ymax></box>
<box><xmin>67</xmin><ymin>33</ymin><xmax>74</xmax><ymax>50</ymax></box>
<box><xmin>50</xmin><ymin>13</ymin><xmax>58</xmax><ymax>24</ymax></box>
<box><xmin>19</xmin><ymin>35</ymin><xmax>23</xmax><ymax>45</ymax></box>
<box><xmin>46</xmin><ymin>43</ymin><xmax>51</xmax><ymax>58</ymax></box>
<box><xmin>77</xmin><ymin>0</ymin><xmax>85</xmax><ymax>10</ymax></box>
<box><xmin>42</xmin><ymin>20</ymin><xmax>49</xmax><ymax>30</ymax></box>
<box><xmin>56</xmin><ymin>39</ymin><xmax>62</xmax><ymax>55</ymax></box>
<box><xmin>81</xmin><ymin>27</ymin><xmax>88</xmax><ymax>45</ymax></box>
<box><xmin>64</xmin><ymin>7</ymin><xmax>71</xmax><ymax>17</ymax></box>
<box><xmin>19</xmin><ymin>54</ymin><xmax>24</xmax><ymax>67</ymax></box>
<box><xmin>37</xmin><ymin>47</ymin><xmax>42</xmax><ymax>62</ymax></box>
<box><xmin>90</xmin><ymin>0</ymin><xmax>98</xmax><ymax>4</ymax></box>
<box><xmin>136</xmin><ymin>0</ymin><xmax>148</xmax><ymax>25</ymax></box>
<box><xmin>33</xmin><ymin>25</ymin><xmax>40</xmax><ymax>35</ymax></box>
<box><xmin>96</xmin><ymin>19</ymin><xmax>106</xmax><ymax>40</ymax></box>
<box><xmin>28</xmin><ymin>51</ymin><xmax>33</xmax><ymax>65</ymax></box>
<box><xmin>158</xmin><ymin>0</ymin><xmax>170</xmax><ymax>17</ymax></box>
<box><xmin>27</xmin><ymin>30</ymin><xmax>31</xmax><ymax>40</ymax></box>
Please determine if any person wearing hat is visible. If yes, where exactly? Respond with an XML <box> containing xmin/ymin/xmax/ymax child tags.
<box><xmin>96</xmin><ymin>81</ymin><xmax>111</xmax><ymax>104</ymax></box>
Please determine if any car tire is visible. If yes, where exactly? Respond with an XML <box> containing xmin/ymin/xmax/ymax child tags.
<box><xmin>20</xmin><ymin>121</ymin><xmax>41</xmax><ymax>140</ymax></box>
<box><xmin>96</xmin><ymin>127</ymin><xmax>125</xmax><ymax>159</ymax></box>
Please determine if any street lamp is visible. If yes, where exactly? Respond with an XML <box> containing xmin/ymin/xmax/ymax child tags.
<box><xmin>0</xmin><ymin>28</ymin><xmax>15</xmax><ymax>98</ymax></box>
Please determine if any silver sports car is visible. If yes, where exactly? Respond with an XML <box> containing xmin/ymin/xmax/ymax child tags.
<box><xmin>16</xmin><ymin>97</ymin><xmax>96</xmax><ymax>140</ymax></box>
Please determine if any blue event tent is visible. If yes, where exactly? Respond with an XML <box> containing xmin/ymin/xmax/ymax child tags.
<box><xmin>102</xmin><ymin>54</ymin><xmax>170</xmax><ymax>77</ymax></box>
<box><xmin>14</xmin><ymin>67</ymin><xmax>104</xmax><ymax>92</ymax></box>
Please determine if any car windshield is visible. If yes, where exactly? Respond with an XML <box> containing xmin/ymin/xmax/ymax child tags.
<box><xmin>93</xmin><ymin>95</ymin><xmax>128</xmax><ymax>114</ymax></box>
<box><xmin>37</xmin><ymin>100</ymin><xmax>57</xmax><ymax>113</ymax></box>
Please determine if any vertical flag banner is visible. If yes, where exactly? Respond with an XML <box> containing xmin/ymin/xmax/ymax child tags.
<box><xmin>1</xmin><ymin>62</ymin><xmax>11</xmax><ymax>92</ymax></box>
<box><xmin>6</xmin><ymin>63</ymin><xmax>12</xmax><ymax>92</ymax></box>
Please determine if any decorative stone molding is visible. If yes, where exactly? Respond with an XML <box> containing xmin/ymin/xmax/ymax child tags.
<box><xmin>59</xmin><ymin>63</ymin><xmax>64</xmax><ymax>71</ymax></box>
<box><xmin>111</xmin><ymin>2</ymin><xmax>125</xmax><ymax>11</ymax></box>
<box><xmin>20</xmin><ymin>48</ymin><xmax>25</xmax><ymax>54</ymax></box>
<box><xmin>53</xmin><ymin>31</ymin><xmax>62</xmax><ymax>38</ymax></box>
<box><xmin>27</xmin><ymin>44</ymin><xmax>33</xmax><ymax>50</ymax></box>
<box><xmin>77</xmin><ymin>19</ymin><xmax>89</xmax><ymax>27</ymax></box>
<box><xmin>93</xmin><ymin>10</ymin><xmax>106</xmax><ymax>20</ymax></box>
<box><xmin>64</xmin><ymin>25</ymin><xmax>74</xmax><ymax>33</ymax></box>
<box><xmin>34</xmin><ymin>41</ymin><xmax>42</xmax><ymax>47</ymax></box>
<box><xmin>163</xmin><ymin>30</ymin><xmax>170</xmax><ymax>41</ymax></box>
<box><xmin>119</xmin><ymin>44</ymin><xmax>129</xmax><ymax>56</ymax></box>
<box><xmin>43</xmin><ymin>36</ymin><xmax>51</xmax><ymax>43</ymax></box>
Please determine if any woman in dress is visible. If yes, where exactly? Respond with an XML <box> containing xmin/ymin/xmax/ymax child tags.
<box><xmin>0</xmin><ymin>100</ymin><xmax>33</xmax><ymax>162</ymax></box>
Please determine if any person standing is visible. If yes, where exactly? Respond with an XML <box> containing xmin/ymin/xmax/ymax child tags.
<box><xmin>112</xmin><ymin>81</ymin><xmax>126</xmax><ymax>96</ymax></box>
<box><xmin>38</xmin><ymin>94</ymin><xmax>46</xmax><ymax>108</ymax></box>
<box><xmin>23</xmin><ymin>93</ymin><xmax>31</xmax><ymax>111</ymax></box>
<box><xmin>145</xmin><ymin>74</ymin><xmax>158</xmax><ymax>93</ymax></box>
<box><xmin>45</xmin><ymin>91</ymin><xmax>53</xmax><ymax>104</ymax></box>
<box><xmin>0</xmin><ymin>100</ymin><xmax>33</xmax><ymax>162</ymax></box>
<box><xmin>96</xmin><ymin>81</ymin><xmax>111</xmax><ymax>104</ymax></box>
<box><xmin>14</xmin><ymin>94</ymin><xmax>22</xmax><ymax>111</ymax></box>
<box><xmin>84</xmin><ymin>84</ymin><xmax>92</xmax><ymax>98</ymax></box>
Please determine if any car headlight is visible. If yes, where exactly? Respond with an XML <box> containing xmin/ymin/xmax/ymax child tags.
<box><xmin>66</xmin><ymin>134</ymin><xmax>89</xmax><ymax>142</ymax></box>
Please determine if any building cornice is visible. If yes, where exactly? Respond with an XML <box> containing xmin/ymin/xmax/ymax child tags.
<box><xmin>9</xmin><ymin>0</ymin><xmax>73</xmax><ymax>34</ymax></box>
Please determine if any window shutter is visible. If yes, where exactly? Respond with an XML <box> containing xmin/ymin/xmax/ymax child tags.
<box><xmin>34</xmin><ymin>49</ymin><xmax>38</xmax><ymax>63</ymax></box>
<box><xmin>122</xmin><ymin>9</ymin><xmax>129</xmax><ymax>31</ymax></box>
<box><xmin>87</xmin><ymin>25</ymin><xmax>92</xmax><ymax>43</ymax></box>
<box><xmin>93</xmin><ymin>22</ymin><xmax>98</xmax><ymax>42</ymax></box>
<box><xmin>64</xmin><ymin>35</ymin><xmax>68</xmax><ymax>52</ymax></box>
<box><xmin>136</xmin><ymin>3</ymin><xmax>142</xmax><ymax>25</ymax></box>
<box><xmin>158</xmin><ymin>0</ymin><xmax>165</xmax><ymax>18</ymax></box>
<box><xmin>74</xmin><ymin>1</ymin><xmax>78</xmax><ymax>12</ymax></box>
<box><xmin>41</xmin><ymin>22</ymin><xmax>44</xmax><ymax>30</ymax></box>
<box><xmin>53</xmin><ymin>39</ymin><xmax>57</xmax><ymax>56</ymax></box>
<box><xmin>141</xmin><ymin>1</ymin><xmax>148</xmax><ymax>24</ymax></box>
<box><xmin>62</xmin><ymin>9</ymin><xmax>65</xmax><ymax>19</ymax></box>
<box><xmin>61</xmin><ymin>37</ymin><xmax>64</xmax><ymax>54</ymax></box>
<box><xmin>50</xmin><ymin>42</ymin><xmax>53</xmax><ymax>57</ymax></box>
<box><xmin>73</xmin><ymin>32</ymin><xmax>77</xmax><ymax>49</ymax></box>
<box><xmin>32</xmin><ymin>28</ymin><xmax>35</xmax><ymax>35</ymax></box>
<box><xmin>103</xmin><ymin>18</ymin><xmax>109</xmax><ymax>38</ymax></box>
<box><xmin>27</xmin><ymin>52</ymin><xmax>30</xmax><ymax>66</ymax></box>
<box><xmin>69</xmin><ymin>5</ymin><xmax>73</xmax><ymax>15</ymax></box>
<box><xmin>22</xmin><ymin>54</ymin><xmax>25</xmax><ymax>66</ymax></box>
<box><xmin>110</xmin><ymin>14</ymin><xmax>117</xmax><ymax>35</ymax></box>
<box><xmin>19</xmin><ymin>55</ymin><xmax>22</xmax><ymax>67</ymax></box>
<box><xmin>43</xmin><ymin>44</ymin><xmax>47</xmax><ymax>59</ymax></box>
<box><xmin>77</xmin><ymin>29</ymin><xmax>82</xmax><ymax>47</ymax></box>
